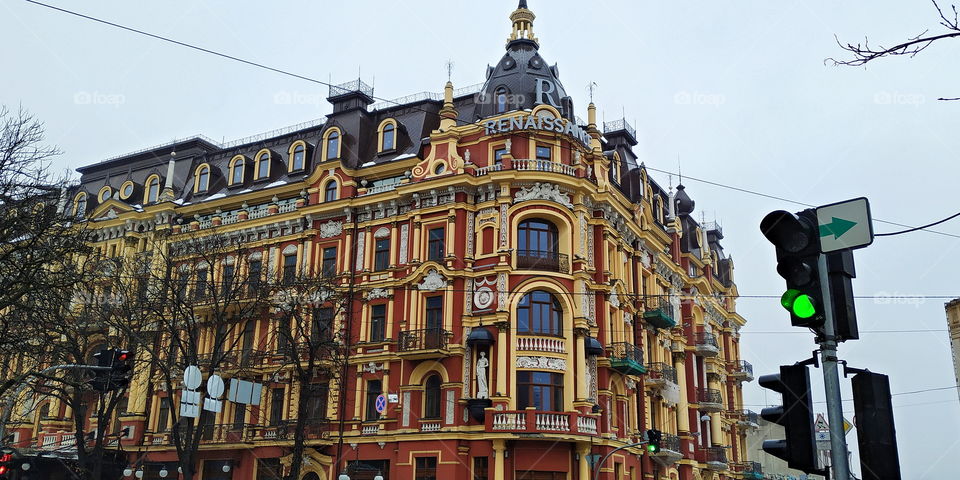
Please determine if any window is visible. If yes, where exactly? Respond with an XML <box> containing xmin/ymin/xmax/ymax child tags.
<box><xmin>146</xmin><ymin>176</ymin><xmax>160</xmax><ymax>203</ymax></box>
<box><xmin>195</xmin><ymin>165</ymin><xmax>210</xmax><ymax>193</ymax></box>
<box><xmin>370</xmin><ymin>304</ymin><xmax>386</xmax><ymax>342</ymax></box>
<box><xmin>256</xmin><ymin>459</ymin><xmax>282</xmax><ymax>480</ymax></box>
<box><xmin>306</xmin><ymin>383</ymin><xmax>329</xmax><ymax>420</ymax></box>
<box><xmin>516</xmin><ymin>371</ymin><xmax>563</xmax><ymax>411</ymax></box>
<box><xmin>277</xmin><ymin>318</ymin><xmax>290</xmax><ymax>351</ymax></box>
<box><xmin>194</xmin><ymin>269</ymin><xmax>209</xmax><ymax>299</ymax></box>
<box><xmin>324</xmin><ymin>180</ymin><xmax>338</xmax><ymax>202</ymax></box>
<box><xmin>321</xmin><ymin>247</ymin><xmax>337</xmax><ymax>277</ymax></box>
<box><xmin>425</xmin><ymin>296</ymin><xmax>443</xmax><ymax>331</ymax></box>
<box><xmin>241</xmin><ymin>320</ymin><xmax>255</xmax><ymax>354</ymax></box>
<box><xmin>473</xmin><ymin>457</ymin><xmax>488</xmax><ymax>480</ymax></box>
<box><xmin>374</xmin><ymin>238</ymin><xmax>390</xmax><ymax>270</ymax></box>
<box><xmin>312</xmin><ymin>307</ymin><xmax>333</xmax><ymax>343</ymax></box>
<box><xmin>247</xmin><ymin>259</ymin><xmax>262</xmax><ymax>293</ymax></box>
<box><xmin>494</xmin><ymin>147</ymin><xmax>508</xmax><ymax>164</ymax></box>
<box><xmin>256</xmin><ymin>151</ymin><xmax>271</xmax><ymax>179</ymax></box>
<box><xmin>427</xmin><ymin>227</ymin><xmax>445</xmax><ymax>262</ymax></box>
<box><xmin>496</xmin><ymin>87</ymin><xmax>508</xmax><ymax>113</ymax></box>
<box><xmin>156</xmin><ymin>400</ymin><xmax>170</xmax><ymax>432</ymax></box>
<box><xmin>365</xmin><ymin>380</ymin><xmax>382</xmax><ymax>421</ymax></box>
<box><xmin>269</xmin><ymin>388</ymin><xmax>285</xmax><ymax>426</ymax></box>
<box><xmin>99</xmin><ymin>187</ymin><xmax>111</xmax><ymax>203</ymax></box>
<box><xmin>423</xmin><ymin>375</ymin><xmax>441</xmax><ymax>419</ymax></box>
<box><xmin>517</xmin><ymin>219</ymin><xmax>559</xmax><ymax>269</ymax></box>
<box><xmin>325</xmin><ymin>129</ymin><xmax>340</xmax><ymax>160</ymax></box>
<box><xmin>380</xmin><ymin>121</ymin><xmax>396</xmax><ymax>152</ymax></box>
<box><xmin>232</xmin><ymin>403</ymin><xmax>246</xmax><ymax>430</ymax></box>
<box><xmin>347</xmin><ymin>460</ymin><xmax>389</xmax><ymax>480</ymax></box>
<box><xmin>282</xmin><ymin>254</ymin><xmax>297</xmax><ymax>285</ymax></box>
<box><xmin>221</xmin><ymin>264</ymin><xmax>235</xmax><ymax>296</ymax></box>
<box><xmin>517</xmin><ymin>290</ymin><xmax>561</xmax><ymax>336</ymax></box>
<box><xmin>536</xmin><ymin>145</ymin><xmax>552</xmax><ymax>162</ymax></box>
<box><xmin>291</xmin><ymin>143</ymin><xmax>306</xmax><ymax>171</ymax></box>
<box><xmin>74</xmin><ymin>193</ymin><xmax>87</xmax><ymax>217</ymax></box>
<box><xmin>415</xmin><ymin>457</ymin><xmax>438</xmax><ymax>480</ymax></box>
<box><xmin>120</xmin><ymin>181</ymin><xmax>134</xmax><ymax>199</ymax></box>
<box><xmin>230</xmin><ymin>156</ymin><xmax>245</xmax><ymax>185</ymax></box>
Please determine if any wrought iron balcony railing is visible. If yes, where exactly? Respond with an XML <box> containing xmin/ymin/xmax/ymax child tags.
<box><xmin>702</xmin><ymin>446</ymin><xmax>728</xmax><ymax>465</ymax></box>
<box><xmin>645</xmin><ymin>362</ymin><xmax>678</xmax><ymax>385</ymax></box>
<box><xmin>643</xmin><ymin>298</ymin><xmax>676</xmax><ymax>329</ymax></box>
<box><xmin>697</xmin><ymin>388</ymin><xmax>723</xmax><ymax>407</ymax></box>
<box><xmin>516</xmin><ymin>249</ymin><xmax>569</xmax><ymax>273</ymax></box>
<box><xmin>608</xmin><ymin>342</ymin><xmax>646</xmax><ymax>376</ymax></box>
<box><xmin>397</xmin><ymin>328</ymin><xmax>451</xmax><ymax>354</ymax></box>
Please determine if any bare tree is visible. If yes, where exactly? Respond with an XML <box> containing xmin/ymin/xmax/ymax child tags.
<box><xmin>829</xmin><ymin>1</ymin><xmax>960</xmax><ymax>99</ymax></box>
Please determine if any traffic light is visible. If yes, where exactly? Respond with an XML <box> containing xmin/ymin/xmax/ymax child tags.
<box><xmin>111</xmin><ymin>349</ymin><xmax>134</xmax><ymax>389</ymax></box>
<box><xmin>852</xmin><ymin>371</ymin><xmax>901</xmax><ymax>480</ymax></box>
<box><xmin>0</xmin><ymin>452</ymin><xmax>11</xmax><ymax>477</ymax></box>
<box><xmin>646</xmin><ymin>429</ymin><xmax>662</xmax><ymax>453</ymax></box>
<box><xmin>91</xmin><ymin>348</ymin><xmax>115</xmax><ymax>392</ymax></box>
<box><xmin>758</xmin><ymin>364</ymin><xmax>821</xmax><ymax>474</ymax></box>
<box><xmin>760</xmin><ymin>210</ymin><xmax>825</xmax><ymax>329</ymax></box>
<box><xmin>827</xmin><ymin>250</ymin><xmax>859</xmax><ymax>341</ymax></box>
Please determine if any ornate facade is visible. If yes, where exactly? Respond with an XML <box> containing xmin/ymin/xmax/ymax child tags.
<box><xmin>9</xmin><ymin>2</ymin><xmax>758</xmax><ymax>479</ymax></box>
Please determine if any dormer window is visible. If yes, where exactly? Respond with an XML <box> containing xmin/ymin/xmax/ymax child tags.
<box><xmin>98</xmin><ymin>187</ymin><xmax>111</xmax><ymax>203</ymax></box>
<box><xmin>145</xmin><ymin>175</ymin><xmax>160</xmax><ymax>204</ymax></box>
<box><xmin>496</xmin><ymin>87</ymin><xmax>508</xmax><ymax>113</ymax></box>
<box><xmin>73</xmin><ymin>193</ymin><xmax>87</xmax><ymax>217</ymax></box>
<box><xmin>378</xmin><ymin>120</ymin><xmax>397</xmax><ymax>152</ymax></box>
<box><xmin>290</xmin><ymin>143</ymin><xmax>306</xmax><ymax>172</ymax></box>
<box><xmin>255</xmin><ymin>150</ymin><xmax>271</xmax><ymax>180</ymax></box>
<box><xmin>324</xmin><ymin>129</ymin><xmax>341</xmax><ymax>161</ymax></box>
<box><xmin>194</xmin><ymin>165</ymin><xmax>210</xmax><ymax>193</ymax></box>
<box><xmin>120</xmin><ymin>181</ymin><xmax>134</xmax><ymax>200</ymax></box>
<box><xmin>229</xmin><ymin>156</ymin><xmax>245</xmax><ymax>185</ymax></box>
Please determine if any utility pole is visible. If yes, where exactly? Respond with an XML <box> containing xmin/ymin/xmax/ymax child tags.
<box><xmin>817</xmin><ymin>253</ymin><xmax>851</xmax><ymax>479</ymax></box>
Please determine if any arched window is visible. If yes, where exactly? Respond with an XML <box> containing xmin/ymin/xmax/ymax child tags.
<box><xmin>324</xmin><ymin>180</ymin><xmax>338</xmax><ymax>202</ymax></box>
<box><xmin>517</xmin><ymin>219</ymin><xmax>560</xmax><ymax>270</ymax></box>
<box><xmin>324</xmin><ymin>129</ymin><xmax>341</xmax><ymax>160</ymax></box>
<box><xmin>423</xmin><ymin>374</ymin><xmax>442</xmax><ymax>419</ymax></box>
<box><xmin>379</xmin><ymin>120</ymin><xmax>396</xmax><ymax>152</ymax></box>
<box><xmin>229</xmin><ymin>156</ymin><xmax>245</xmax><ymax>185</ymax></box>
<box><xmin>496</xmin><ymin>87</ymin><xmax>508</xmax><ymax>113</ymax></box>
<box><xmin>194</xmin><ymin>165</ymin><xmax>210</xmax><ymax>193</ymax></box>
<box><xmin>517</xmin><ymin>290</ymin><xmax>561</xmax><ymax>336</ymax></box>
<box><xmin>73</xmin><ymin>193</ymin><xmax>87</xmax><ymax>217</ymax></box>
<box><xmin>255</xmin><ymin>150</ymin><xmax>271</xmax><ymax>179</ymax></box>
<box><xmin>290</xmin><ymin>143</ymin><xmax>306</xmax><ymax>171</ymax></box>
<box><xmin>145</xmin><ymin>175</ymin><xmax>160</xmax><ymax>204</ymax></box>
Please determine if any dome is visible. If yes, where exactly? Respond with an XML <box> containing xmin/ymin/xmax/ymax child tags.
<box><xmin>675</xmin><ymin>184</ymin><xmax>695</xmax><ymax>216</ymax></box>
<box><xmin>467</xmin><ymin>326</ymin><xmax>496</xmax><ymax>347</ymax></box>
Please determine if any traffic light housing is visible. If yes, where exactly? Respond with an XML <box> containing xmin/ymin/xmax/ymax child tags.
<box><xmin>758</xmin><ymin>364</ymin><xmax>821</xmax><ymax>474</ymax></box>
<box><xmin>0</xmin><ymin>452</ymin><xmax>11</xmax><ymax>477</ymax></box>
<box><xmin>852</xmin><ymin>371</ymin><xmax>901</xmax><ymax>480</ymax></box>
<box><xmin>646</xmin><ymin>429</ymin><xmax>662</xmax><ymax>453</ymax></box>
<box><xmin>760</xmin><ymin>210</ymin><xmax>825</xmax><ymax>329</ymax></box>
<box><xmin>91</xmin><ymin>348</ymin><xmax>134</xmax><ymax>392</ymax></box>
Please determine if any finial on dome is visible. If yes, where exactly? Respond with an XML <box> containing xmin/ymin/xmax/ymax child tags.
<box><xmin>508</xmin><ymin>0</ymin><xmax>538</xmax><ymax>47</ymax></box>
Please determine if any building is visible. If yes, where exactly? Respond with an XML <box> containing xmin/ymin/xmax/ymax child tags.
<box><xmin>945</xmin><ymin>299</ymin><xmax>960</xmax><ymax>404</ymax></box>
<box><xmin>6</xmin><ymin>2</ymin><xmax>758</xmax><ymax>479</ymax></box>
<box><xmin>744</xmin><ymin>419</ymin><xmax>826</xmax><ymax>480</ymax></box>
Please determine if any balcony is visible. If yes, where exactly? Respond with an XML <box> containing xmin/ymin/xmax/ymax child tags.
<box><xmin>700</xmin><ymin>446</ymin><xmax>728</xmax><ymax>471</ymax></box>
<box><xmin>731</xmin><ymin>461</ymin><xmax>763</xmax><ymax>480</ymax></box>
<box><xmin>697</xmin><ymin>388</ymin><xmax>723</xmax><ymax>412</ymax></box>
<box><xmin>730</xmin><ymin>360</ymin><xmax>754</xmax><ymax>382</ymax></box>
<box><xmin>736</xmin><ymin>409</ymin><xmax>760</xmax><ymax>429</ymax></box>
<box><xmin>516</xmin><ymin>249</ymin><xmax>569</xmax><ymax>273</ymax></box>
<box><xmin>397</xmin><ymin>328</ymin><xmax>451</xmax><ymax>359</ymax></box>
<box><xmin>607</xmin><ymin>342</ymin><xmax>646</xmax><ymax>376</ymax></box>
<box><xmin>474</xmin><ymin>158</ymin><xmax>578</xmax><ymax>178</ymax></box>
<box><xmin>486</xmin><ymin>410</ymin><xmax>599</xmax><ymax>436</ymax></box>
<box><xmin>642</xmin><ymin>298</ymin><xmax>676</xmax><ymax>329</ymax></box>
<box><xmin>693</xmin><ymin>332</ymin><xmax>720</xmax><ymax>357</ymax></box>
<box><xmin>517</xmin><ymin>336</ymin><xmax>565</xmax><ymax>354</ymax></box>
<box><xmin>645</xmin><ymin>362</ymin><xmax>677</xmax><ymax>390</ymax></box>
<box><xmin>649</xmin><ymin>432</ymin><xmax>683</xmax><ymax>467</ymax></box>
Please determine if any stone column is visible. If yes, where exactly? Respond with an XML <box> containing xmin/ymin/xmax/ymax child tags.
<box><xmin>493</xmin><ymin>439</ymin><xmax>506</xmax><ymax>480</ymax></box>
<box><xmin>673</xmin><ymin>352</ymin><xmax>690</xmax><ymax>433</ymax></box>
<box><xmin>577</xmin><ymin>443</ymin><xmax>592</xmax><ymax>480</ymax></box>
<box><xmin>574</xmin><ymin>328</ymin><xmax>588</xmax><ymax>401</ymax></box>
<box><xmin>495</xmin><ymin>322</ymin><xmax>508</xmax><ymax>396</ymax></box>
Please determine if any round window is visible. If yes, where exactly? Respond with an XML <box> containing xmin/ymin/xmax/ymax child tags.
<box><xmin>122</xmin><ymin>183</ymin><xmax>134</xmax><ymax>198</ymax></box>
<box><xmin>99</xmin><ymin>189</ymin><xmax>111</xmax><ymax>202</ymax></box>
<box><xmin>434</xmin><ymin>163</ymin><xmax>446</xmax><ymax>175</ymax></box>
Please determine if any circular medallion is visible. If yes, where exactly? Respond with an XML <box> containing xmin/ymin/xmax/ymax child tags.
<box><xmin>474</xmin><ymin>286</ymin><xmax>494</xmax><ymax>309</ymax></box>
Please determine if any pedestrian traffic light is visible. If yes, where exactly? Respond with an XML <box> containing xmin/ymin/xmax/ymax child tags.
<box><xmin>760</xmin><ymin>210</ymin><xmax>825</xmax><ymax>329</ymax></box>
<box><xmin>646</xmin><ymin>429</ymin><xmax>662</xmax><ymax>453</ymax></box>
<box><xmin>852</xmin><ymin>371</ymin><xmax>901</xmax><ymax>480</ymax></box>
<box><xmin>758</xmin><ymin>364</ymin><xmax>822</xmax><ymax>474</ymax></box>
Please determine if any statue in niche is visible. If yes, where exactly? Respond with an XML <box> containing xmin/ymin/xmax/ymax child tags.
<box><xmin>476</xmin><ymin>351</ymin><xmax>489</xmax><ymax>399</ymax></box>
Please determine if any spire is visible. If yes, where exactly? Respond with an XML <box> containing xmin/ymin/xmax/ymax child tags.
<box><xmin>439</xmin><ymin>80</ymin><xmax>458</xmax><ymax>131</ymax></box>
<box><xmin>507</xmin><ymin>0</ymin><xmax>538</xmax><ymax>48</ymax></box>
<box><xmin>160</xmin><ymin>152</ymin><xmax>177</xmax><ymax>201</ymax></box>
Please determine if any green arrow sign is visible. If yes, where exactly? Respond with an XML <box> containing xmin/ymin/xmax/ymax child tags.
<box><xmin>819</xmin><ymin>217</ymin><xmax>857</xmax><ymax>239</ymax></box>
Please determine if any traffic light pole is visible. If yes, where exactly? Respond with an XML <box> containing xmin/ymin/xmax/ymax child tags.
<box><xmin>818</xmin><ymin>253</ymin><xmax>852</xmax><ymax>480</ymax></box>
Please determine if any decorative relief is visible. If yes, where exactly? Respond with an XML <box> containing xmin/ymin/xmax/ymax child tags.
<box><xmin>417</xmin><ymin>269</ymin><xmax>448</xmax><ymax>291</ymax></box>
<box><xmin>497</xmin><ymin>273</ymin><xmax>507</xmax><ymax>310</ymax></box>
<box><xmin>366</xmin><ymin>288</ymin><xmax>390</xmax><ymax>301</ymax></box>
<box><xmin>516</xmin><ymin>356</ymin><xmax>566</xmax><ymax>371</ymax></box>
<box><xmin>624</xmin><ymin>312</ymin><xmax>633</xmax><ymax>326</ymax></box>
<box><xmin>588</xmin><ymin>292</ymin><xmax>596</xmax><ymax>326</ymax></box>
<box><xmin>362</xmin><ymin>362</ymin><xmax>383</xmax><ymax>374</ymax></box>
<box><xmin>445</xmin><ymin>390</ymin><xmax>455</xmax><ymax>424</ymax></box>
<box><xmin>609</xmin><ymin>291</ymin><xmax>620</xmax><ymax>309</ymax></box>
<box><xmin>355</xmin><ymin>232</ymin><xmax>366</xmax><ymax>271</ymax></box>
<box><xmin>588</xmin><ymin>356</ymin><xmax>598</xmax><ymax>401</ymax></box>
<box><xmin>474</xmin><ymin>287</ymin><xmax>494</xmax><ymax>310</ymax></box>
<box><xmin>402</xmin><ymin>392</ymin><xmax>411</xmax><ymax>427</ymax></box>
<box><xmin>513</xmin><ymin>182</ymin><xmax>573</xmax><ymax>209</ymax></box>
<box><xmin>579</xmin><ymin>212</ymin><xmax>587</xmax><ymax>258</ymax></box>
<box><xmin>319</xmin><ymin>220</ymin><xmax>343</xmax><ymax>238</ymax></box>
<box><xmin>625</xmin><ymin>378</ymin><xmax>637</xmax><ymax>391</ymax></box>
<box><xmin>398</xmin><ymin>223</ymin><xmax>409</xmax><ymax>264</ymax></box>
<box><xmin>462</xmin><ymin>336</ymin><xmax>472</xmax><ymax>397</ymax></box>
<box><xmin>580</xmin><ymin>282</ymin><xmax>590</xmax><ymax>319</ymax></box>
<box><xmin>499</xmin><ymin>204</ymin><xmax>509</xmax><ymax>248</ymax></box>
<box><xmin>464</xmin><ymin>284</ymin><xmax>473</xmax><ymax>316</ymax></box>
<box><xmin>374</xmin><ymin>226</ymin><xmax>391</xmax><ymax>239</ymax></box>
<box><xmin>587</xmin><ymin>229</ymin><xmax>595</xmax><ymax>267</ymax></box>
<box><xmin>466</xmin><ymin>211</ymin><xmax>475</xmax><ymax>258</ymax></box>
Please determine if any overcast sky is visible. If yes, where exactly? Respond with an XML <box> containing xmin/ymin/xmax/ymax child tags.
<box><xmin>3</xmin><ymin>0</ymin><xmax>958</xmax><ymax>477</ymax></box>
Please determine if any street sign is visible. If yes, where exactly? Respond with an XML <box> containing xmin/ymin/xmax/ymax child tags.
<box><xmin>816</xmin><ymin>197</ymin><xmax>873</xmax><ymax>253</ymax></box>
<box><xmin>843</xmin><ymin>417</ymin><xmax>853</xmax><ymax>436</ymax></box>
<box><xmin>375</xmin><ymin>394</ymin><xmax>388</xmax><ymax>414</ymax></box>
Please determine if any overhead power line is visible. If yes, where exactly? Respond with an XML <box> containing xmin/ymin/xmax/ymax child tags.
<box><xmin>25</xmin><ymin>0</ymin><xmax>960</xmax><ymax>241</ymax></box>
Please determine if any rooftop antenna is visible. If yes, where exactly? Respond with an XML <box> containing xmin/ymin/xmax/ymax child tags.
<box><xmin>677</xmin><ymin>154</ymin><xmax>682</xmax><ymax>185</ymax></box>
<box><xmin>445</xmin><ymin>60</ymin><xmax>455</xmax><ymax>82</ymax></box>
<box><xmin>587</xmin><ymin>82</ymin><xmax>598</xmax><ymax>103</ymax></box>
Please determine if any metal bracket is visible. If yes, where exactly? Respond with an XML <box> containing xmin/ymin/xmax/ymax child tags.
<box><xmin>795</xmin><ymin>351</ymin><xmax>821</xmax><ymax>368</ymax></box>
<box><xmin>841</xmin><ymin>361</ymin><xmax>869</xmax><ymax>378</ymax></box>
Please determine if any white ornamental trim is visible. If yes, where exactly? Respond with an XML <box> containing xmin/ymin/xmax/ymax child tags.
<box><xmin>417</xmin><ymin>269</ymin><xmax>448</xmax><ymax>291</ymax></box>
<box><xmin>516</xmin><ymin>356</ymin><xmax>567</xmax><ymax>372</ymax></box>
<box><xmin>319</xmin><ymin>220</ymin><xmax>343</xmax><ymax>238</ymax></box>
<box><xmin>513</xmin><ymin>182</ymin><xmax>573</xmax><ymax>209</ymax></box>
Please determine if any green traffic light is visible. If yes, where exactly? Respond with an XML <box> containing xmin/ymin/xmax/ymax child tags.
<box><xmin>647</xmin><ymin>444</ymin><xmax>656</xmax><ymax>452</ymax></box>
<box><xmin>781</xmin><ymin>289</ymin><xmax>816</xmax><ymax>319</ymax></box>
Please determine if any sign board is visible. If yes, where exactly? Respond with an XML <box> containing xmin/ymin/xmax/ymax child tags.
<box><xmin>816</xmin><ymin>197</ymin><xmax>873</xmax><ymax>253</ymax></box>
<box><xmin>183</xmin><ymin>366</ymin><xmax>202</xmax><ymax>390</ymax></box>
<box><xmin>388</xmin><ymin>393</ymin><xmax>399</xmax><ymax>403</ymax></box>
<box><xmin>843</xmin><ymin>417</ymin><xmax>854</xmax><ymax>435</ymax></box>
<box><xmin>375</xmin><ymin>394</ymin><xmax>388</xmax><ymax>414</ymax></box>
<box><xmin>227</xmin><ymin>378</ymin><xmax>262</xmax><ymax>406</ymax></box>
<box><xmin>814</xmin><ymin>413</ymin><xmax>830</xmax><ymax>441</ymax></box>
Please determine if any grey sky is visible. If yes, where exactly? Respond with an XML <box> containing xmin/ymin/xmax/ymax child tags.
<box><xmin>2</xmin><ymin>0</ymin><xmax>958</xmax><ymax>477</ymax></box>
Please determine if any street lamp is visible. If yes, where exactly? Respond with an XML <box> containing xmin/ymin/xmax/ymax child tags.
<box><xmin>338</xmin><ymin>472</ymin><xmax>350</xmax><ymax>480</ymax></box>
<box><xmin>159</xmin><ymin>465</ymin><xmax>168</xmax><ymax>478</ymax></box>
